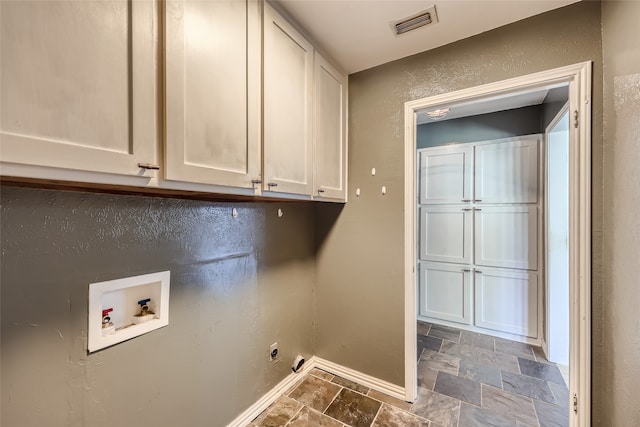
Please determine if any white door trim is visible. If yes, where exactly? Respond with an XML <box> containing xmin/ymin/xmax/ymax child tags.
<box><xmin>403</xmin><ymin>61</ymin><xmax>591</xmax><ymax>427</ymax></box>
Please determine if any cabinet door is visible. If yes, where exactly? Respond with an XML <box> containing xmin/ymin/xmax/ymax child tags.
<box><xmin>419</xmin><ymin>262</ymin><xmax>471</xmax><ymax>324</ymax></box>
<box><xmin>263</xmin><ymin>3</ymin><xmax>313</xmax><ymax>195</ymax></box>
<box><xmin>475</xmin><ymin>206</ymin><xmax>538</xmax><ymax>270</ymax></box>
<box><xmin>165</xmin><ymin>0</ymin><xmax>261</xmax><ymax>188</ymax></box>
<box><xmin>0</xmin><ymin>1</ymin><xmax>156</xmax><ymax>178</ymax></box>
<box><xmin>418</xmin><ymin>145</ymin><xmax>473</xmax><ymax>204</ymax></box>
<box><xmin>475</xmin><ymin>268</ymin><xmax>538</xmax><ymax>338</ymax></box>
<box><xmin>313</xmin><ymin>53</ymin><xmax>347</xmax><ymax>201</ymax></box>
<box><xmin>419</xmin><ymin>207</ymin><xmax>473</xmax><ymax>264</ymax></box>
<box><xmin>474</xmin><ymin>136</ymin><xmax>539</xmax><ymax>204</ymax></box>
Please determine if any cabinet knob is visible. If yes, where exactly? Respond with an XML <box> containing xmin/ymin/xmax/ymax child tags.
<box><xmin>251</xmin><ymin>179</ymin><xmax>262</xmax><ymax>187</ymax></box>
<box><xmin>267</xmin><ymin>182</ymin><xmax>278</xmax><ymax>188</ymax></box>
<box><xmin>317</xmin><ymin>188</ymin><xmax>325</xmax><ymax>193</ymax></box>
<box><xmin>462</xmin><ymin>208</ymin><xmax>472</xmax><ymax>211</ymax></box>
<box><xmin>462</xmin><ymin>268</ymin><xmax>471</xmax><ymax>272</ymax></box>
<box><xmin>461</xmin><ymin>199</ymin><xmax>471</xmax><ymax>202</ymax></box>
<box><xmin>473</xmin><ymin>199</ymin><xmax>483</xmax><ymax>202</ymax></box>
<box><xmin>138</xmin><ymin>162</ymin><xmax>160</xmax><ymax>170</ymax></box>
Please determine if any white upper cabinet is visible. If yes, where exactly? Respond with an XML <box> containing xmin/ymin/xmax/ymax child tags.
<box><xmin>313</xmin><ymin>53</ymin><xmax>347</xmax><ymax>201</ymax></box>
<box><xmin>419</xmin><ymin>145</ymin><xmax>473</xmax><ymax>204</ymax></box>
<box><xmin>474</xmin><ymin>136</ymin><xmax>540</xmax><ymax>204</ymax></box>
<box><xmin>0</xmin><ymin>1</ymin><xmax>156</xmax><ymax>179</ymax></box>
<box><xmin>164</xmin><ymin>0</ymin><xmax>261</xmax><ymax>188</ymax></box>
<box><xmin>263</xmin><ymin>3</ymin><xmax>314</xmax><ymax>196</ymax></box>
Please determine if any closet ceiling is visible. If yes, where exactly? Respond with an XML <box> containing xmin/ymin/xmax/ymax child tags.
<box><xmin>273</xmin><ymin>0</ymin><xmax>581</xmax><ymax>74</ymax></box>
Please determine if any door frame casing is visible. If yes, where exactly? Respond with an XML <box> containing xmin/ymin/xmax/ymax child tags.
<box><xmin>403</xmin><ymin>62</ymin><xmax>591</xmax><ymax>427</ymax></box>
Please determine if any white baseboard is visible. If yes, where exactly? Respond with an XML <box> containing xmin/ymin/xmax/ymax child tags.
<box><xmin>311</xmin><ymin>357</ymin><xmax>407</xmax><ymax>401</ymax></box>
<box><xmin>226</xmin><ymin>360</ymin><xmax>314</xmax><ymax>427</ymax></box>
<box><xmin>226</xmin><ymin>356</ymin><xmax>407</xmax><ymax>427</ymax></box>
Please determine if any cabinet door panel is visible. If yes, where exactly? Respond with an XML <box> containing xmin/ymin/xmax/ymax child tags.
<box><xmin>475</xmin><ymin>268</ymin><xmax>538</xmax><ymax>337</ymax></box>
<box><xmin>419</xmin><ymin>262</ymin><xmax>471</xmax><ymax>324</ymax></box>
<box><xmin>165</xmin><ymin>0</ymin><xmax>260</xmax><ymax>187</ymax></box>
<box><xmin>419</xmin><ymin>145</ymin><xmax>472</xmax><ymax>204</ymax></box>
<box><xmin>263</xmin><ymin>3</ymin><xmax>313</xmax><ymax>195</ymax></box>
<box><xmin>475</xmin><ymin>206</ymin><xmax>538</xmax><ymax>270</ymax></box>
<box><xmin>419</xmin><ymin>207</ymin><xmax>472</xmax><ymax>264</ymax></box>
<box><xmin>0</xmin><ymin>0</ymin><xmax>155</xmax><ymax>176</ymax></box>
<box><xmin>474</xmin><ymin>136</ymin><xmax>539</xmax><ymax>203</ymax></box>
<box><xmin>314</xmin><ymin>53</ymin><xmax>346</xmax><ymax>201</ymax></box>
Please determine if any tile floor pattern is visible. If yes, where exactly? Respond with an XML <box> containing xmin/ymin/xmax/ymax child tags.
<box><xmin>250</xmin><ymin>322</ymin><xmax>569</xmax><ymax>427</ymax></box>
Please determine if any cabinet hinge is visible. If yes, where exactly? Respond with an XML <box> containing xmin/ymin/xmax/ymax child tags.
<box><xmin>574</xmin><ymin>110</ymin><xmax>579</xmax><ymax>128</ymax></box>
<box><xmin>572</xmin><ymin>393</ymin><xmax>578</xmax><ymax>414</ymax></box>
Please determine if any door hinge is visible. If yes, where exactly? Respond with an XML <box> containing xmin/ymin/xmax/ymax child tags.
<box><xmin>572</xmin><ymin>393</ymin><xmax>578</xmax><ymax>414</ymax></box>
<box><xmin>574</xmin><ymin>110</ymin><xmax>579</xmax><ymax>128</ymax></box>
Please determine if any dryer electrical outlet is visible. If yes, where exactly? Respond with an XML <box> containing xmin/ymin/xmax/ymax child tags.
<box><xmin>88</xmin><ymin>271</ymin><xmax>170</xmax><ymax>353</ymax></box>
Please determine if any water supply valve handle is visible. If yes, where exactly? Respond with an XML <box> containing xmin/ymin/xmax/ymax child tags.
<box><xmin>138</xmin><ymin>298</ymin><xmax>152</xmax><ymax>315</ymax></box>
<box><xmin>102</xmin><ymin>307</ymin><xmax>114</xmax><ymax>329</ymax></box>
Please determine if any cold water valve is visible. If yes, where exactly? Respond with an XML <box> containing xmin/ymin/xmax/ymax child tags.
<box><xmin>132</xmin><ymin>298</ymin><xmax>156</xmax><ymax>324</ymax></box>
<box><xmin>102</xmin><ymin>308</ymin><xmax>116</xmax><ymax>335</ymax></box>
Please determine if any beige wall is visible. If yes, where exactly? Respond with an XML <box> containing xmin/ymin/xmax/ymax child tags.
<box><xmin>599</xmin><ymin>1</ymin><xmax>640</xmax><ymax>425</ymax></box>
<box><xmin>315</xmin><ymin>0</ymin><xmax>604</xmax><ymax>392</ymax></box>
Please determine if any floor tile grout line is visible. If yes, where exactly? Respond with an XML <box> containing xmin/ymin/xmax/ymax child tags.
<box><xmin>368</xmin><ymin>401</ymin><xmax>385</xmax><ymax>427</ymax></box>
<box><xmin>283</xmin><ymin>404</ymin><xmax>305</xmax><ymax>427</ymax></box>
<box><xmin>322</xmin><ymin>384</ymin><xmax>345</xmax><ymax>416</ymax></box>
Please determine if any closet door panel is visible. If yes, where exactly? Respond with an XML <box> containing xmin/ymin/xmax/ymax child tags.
<box><xmin>419</xmin><ymin>207</ymin><xmax>472</xmax><ymax>264</ymax></box>
<box><xmin>474</xmin><ymin>136</ymin><xmax>539</xmax><ymax>204</ymax></box>
<box><xmin>475</xmin><ymin>206</ymin><xmax>538</xmax><ymax>270</ymax></box>
<box><xmin>475</xmin><ymin>268</ymin><xmax>538</xmax><ymax>338</ymax></box>
<box><xmin>419</xmin><ymin>262</ymin><xmax>471</xmax><ymax>324</ymax></box>
<box><xmin>419</xmin><ymin>146</ymin><xmax>472</xmax><ymax>204</ymax></box>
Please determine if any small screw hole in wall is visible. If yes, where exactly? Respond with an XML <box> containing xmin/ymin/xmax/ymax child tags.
<box><xmin>277</xmin><ymin>209</ymin><xmax>284</xmax><ymax>218</ymax></box>
<box><xmin>232</xmin><ymin>208</ymin><xmax>238</xmax><ymax>218</ymax></box>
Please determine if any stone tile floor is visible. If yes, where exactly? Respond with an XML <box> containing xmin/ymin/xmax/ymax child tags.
<box><xmin>250</xmin><ymin>322</ymin><xmax>569</xmax><ymax>427</ymax></box>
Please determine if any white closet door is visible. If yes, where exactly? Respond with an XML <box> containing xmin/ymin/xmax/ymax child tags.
<box><xmin>474</xmin><ymin>136</ymin><xmax>539</xmax><ymax>204</ymax></box>
<box><xmin>419</xmin><ymin>262</ymin><xmax>471</xmax><ymax>324</ymax></box>
<box><xmin>475</xmin><ymin>268</ymin><xmax>538</xmax><ymax>337</ymax></box>
<box><xmin>419</xmin><ymin>145</ymin><xmax>473</xmax><ymax>204</ymax></box>
<box><xmin>475</xmin><ymin>206</ymin><xmax>538</xmax><ymax>270</ymax></box>
<box><xmin>419</xmin><ymin>206</ymin><xmax>472</xmax><ymax>264</ymax></box>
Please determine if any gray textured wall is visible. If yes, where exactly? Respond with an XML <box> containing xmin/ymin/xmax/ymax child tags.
<box><xmin>0</xmin><ymin>187</ymin><xmax>315</xmax><ymax>426</ymax></box>
<box><xmin>599</xmin><ymin>1</ymin><xmax>640</xmax><ymax>425</ymax></box>
<box><xmin>417</xmin><ymin>105</ymin><xmax>542</xmax><ymax>148</ymax></box>
<box><xmin>314</xmin><ymin>0</ymin><xmax>604</xmax><ymax>398</ymax></box>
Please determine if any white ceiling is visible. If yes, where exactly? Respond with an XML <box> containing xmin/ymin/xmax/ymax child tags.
<box><xmin>273</xmin><ymin>0</ymin><xmax>581</xmax><ymax>74</ymax></box>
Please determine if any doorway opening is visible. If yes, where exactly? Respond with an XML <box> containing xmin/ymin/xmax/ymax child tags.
<box><xmin>403</xmin><ymin>62</ymin><xmax>592</xmax><ymax>427</ymax></box>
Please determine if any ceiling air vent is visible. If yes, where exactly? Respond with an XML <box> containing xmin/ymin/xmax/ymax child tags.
<box><xmin>392</xmin><ymin>6</ymin><xmax>438</xmax><ymax>36</ymax></box>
